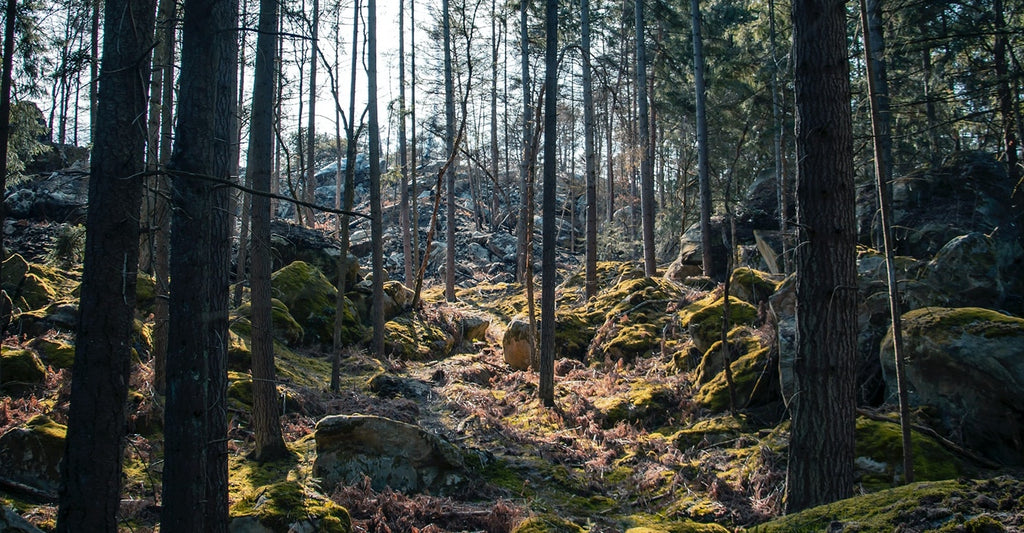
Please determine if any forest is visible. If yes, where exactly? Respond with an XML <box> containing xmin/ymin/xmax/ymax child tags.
<box><xmin>0</xmin><ymin>0</ymin><xmax>1022</xmax><ymax>531</ymax></box>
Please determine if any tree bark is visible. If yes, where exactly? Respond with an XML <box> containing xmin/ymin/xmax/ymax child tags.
<box><xmin>368</xmin><ymin>0</ymin><xmax>385</xmax><ymax>356</ymax></box>
<box><xmin>399</xmin><ymin>0</ymin><xmax>413</xmax><ymax>285</ymax></box>
<box><xmin>443</xmin><ymin>0</ymin><xmax>457</xmax><ymax>302</ymax></box>
<box><xmin>635</xmin><ymin>0</ymin><xmax>656</xmax><ymax>277</ymax></box>
<box><xmin>56</xmin><ymin>0</ymin><xmax>155</xmax><ymax>530</ymax></box>
<box><xmin>691</xmin><ymin>0</ymin><xmax>713</xmax><ymax>278</ymax></box>
<box><xmin>247</xmin><ymin>0</ymin><xmax>288</xmax><ymax>462</ymax></box>
<box><xmin>539</xmin><ymin>0</ymin><xmax>558</xmax><ymax>407</ymax></box>
<box><xmin>582</xmin><ymin>0</ymin><xmax>598</xmax><ymax>300</ymax></box>
<box><xmin>304</xmin><ymin>0</ymin><xmax>319</xmax><ymax>229</ymax></box>
<box><xmin>785</xmin><ymin>0</ymin><xmax>858</xmax><ymax>513</ymax></box>
<box><xmin>517</xmin><ymin>0</ymin><xmax>532</xmax><ymax>284</ymax></box>
<box><xmin>0</xmin><ymin>0</ymin><xmax>17</xmax><ymax>326</ymax></box>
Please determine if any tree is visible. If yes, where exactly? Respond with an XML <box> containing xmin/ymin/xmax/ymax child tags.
<box><xmin>691</xmin><ymin>0</ymin><xmax>712</xmax><ymax>278</ymax></box>
<box><xmin>636</xmin><ymin>0</ymin><xmax>655</xmax><ymax>277</ymax></box>
<box><xmin>304</xmin><ymin>0</ymin><xmax>319</xmax><ymax>229</ymax></box>
<box><xmin>400</xmin><ymin>0</ymin><xmax>413</xmax><ymax>285</ymax></box>
<box><xmin>0</xmin><ymin>0</ymin><xmax>17</xmax><ymax>262</ymax></box>
<box><xmin>581</xmin><ymin>0</ymin><xmax>598</xmax><ymax>299</ymax></box>
<box><xmin>367</xmin><ymin>0</ymin><xmax>385</xmax><ymax>356</ymax></box>
<box><xmin>56</xmin><ymin>0</ymin><xmax>156</xmax><ymax>529</ymax></box>
<box><xmin>246</xmin><ymin>0</ymin><xmax>288</xmax><ymax>462</ymax></box>
<box><xmin>785</xmin><ymin>0</ymin><xmax>858</xmax><ymax>513</ymax></box>
<box><xmin>162</xmin><ymin>0</ymin><xmax>237</xmax><ymax>527</ymax></box>
<box><xmin>443</xmin><ymin>0</ymin><xmax>457</xmax><ymax>302</ymax></box>
<box><xmin>538</xmin><ymin>0</ymin><xmax>557</xmax><ymax>407</ymax></box>
<box><xmin>516</xmin><ymin>0</ymin><xmax>532</xmax><ymax>284</ymax></box>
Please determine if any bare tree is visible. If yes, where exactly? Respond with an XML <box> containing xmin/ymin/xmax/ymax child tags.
<box><xmin>636</xmin><ymin>0</ymin><xmax>656</xmax><ymax>277</ymax></box>
<box><xmin>368</xmin><ymin>0</ymin><xmax>385</xmax><ymax>355</ymax></box>
<box><xmin>691</xmin><ymin>0</ymin><xmax>712</xmax><ymax>278</ymax></box>
<box><xmin>582</xmin><ymin>0</ymin><xmax>598</xmax><ymax>299</ymax></box>
<box><xmin>539</xmin><ymin>0</ymin><xmax>558</xmax><ymax>407</ymax></box>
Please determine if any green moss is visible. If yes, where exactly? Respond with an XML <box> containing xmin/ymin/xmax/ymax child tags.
<box><xmin>31</xmin><ymin>337</ymin><xmax>75</xmax><ymax>369</ymax></box>
<box><xmin>1</xmin><ymin>347</ymin><xmax>46</xmax><ymax>386</ymax></box>
<box><xmin>855</xmin><ymin>417</ymin><xmax>960</xmax><ymax>489</ymax></box>
<box><xmin>230</xmin><ymin>481</ymin><xmax>351</xmax><ymax>532</ymax></box>
<box><xmin>587</xmin><ymin>276</ymin><xmax>685</xmax><ymax>362</ymax></box>
<box><xmin>136</xmin><ymin>272</ymin><xmax>157</xmax><ymax>314</ymax></box>
<box><xmin>384</xmin><ymin>312</ymin><xmax>455</xmax><ymax>360</ymax></box>
<box><xmin>512</xmin><ymin>515</ymin><xmax>585</xmax><ymax>533</ymax></box>
<box><xmin>593</xmin><ymin>381</ymin><xmax>676</xmax><ymax>428</ymax></box>
<box><xmin>695</xmin><ymin>332</ymin><xmax>773</xmax><ymax>413</ymax></box>
<box><xmin>233</xmin><ymin>298</ymin><xmax>305</xmax><ymax>346</ymax></box>
<box><xmin>271</xmin><ymin>261</ymin><xmax>339</xmax><ymax>344</ymax></box>
<box><xmin>729</xmin><ymin>267</ymin><xmax>779</xmax><ymax>304</ymax></box>
<box><xmin>679</xmin><ymin>296</ymin><xmax>758</xmax><ymax>353</ymax></box>
<box><xmin>897</xmin><ymin>307</ymin><xmax>1024</xmax><ymax>340</ymax></box>
<box><xmin>24</xmin><ymin>414</ymin><xmax>67</xmax><ymax>440</ymax></box>
<box><xmin>672</xmin><ymin>414</ymin><xmax>749</xmax><ymax>450</ymax></box>
<box><xmin>624</xmin><ymin>516</ymin><xmax>731</xmax><ymax>533</ymax></box>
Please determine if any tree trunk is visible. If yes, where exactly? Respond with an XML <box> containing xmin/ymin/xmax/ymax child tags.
<box><xmin>517</xmin><ymin>0</ymin><xmax>531</xmax><ymax>284</ymax></box>
<box><xmin>368</xmin><ymin>0</ymin><xmax>385</xmax><ymax>356</ymax></box>
<box><xmin>581</xmin><ymin>0</ymin><xmax>598</xmax><ymax>300</ymax></box>
<box><xmin>539</xmin><ymin>0</ymin><xmax>558</xmax><ymax>408</ymax></box>
<box><xmin>785</xmin><ymin>0</ymin><xmax>858</xmax><ymax>513</ymax></box>
<box><xmin>443</xmin><ymin>0</ymin><xmax>457</xmax><ymax>302</ymax></box>
<box><xmin>635</xmin><ymin>0</ymin><xmax>656</xmax><ymax>277</ymax></box>
<box><xmin>247</xmin><ymin>0</ymin><xmax>288</xmax><ymax>462</ymax></box>
<box><xmin>304</xmin><ymin>0</ymin><xmax>319</xmax><ymax>229</ymax></box>
<box><xmin>691</xmin><ymin>0</ymin><xmax>713</xmax><ymax>278</ymax></box>
<box><xmin>993</xmin><ymin>0</ymin><xmax>1019</xmax><ymax>190</ymax></box>
<box><xmin>0</xmin><ymin>0</ymin><xmax>17</xmax><ymax>333</ymax></box>
<box><xmin>56</xmin><ymin>0</ymin><xmax>155</xmax><ymax>530</ymax></box>
<box><xmin>769</xmin><ymin>0</ymin><xmax>788</xmax><ymax>274</ymax></box>
<box><xmin>399</xmin><ymin>0</ymin><xmax>412</xmax><ymax>285</ymax></box>
<box><xmin>490</xmin><ymin>0</ymin><xmax>500</xmax><ymax>233</ymax></box>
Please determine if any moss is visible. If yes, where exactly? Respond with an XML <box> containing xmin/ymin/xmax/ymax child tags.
<box><xmin>233</xmin><ymin>298</ymin><xmax>306</xmax><ymax>346</ymax></box>
<box><xmin>854</xmin><ymin>416</ymin><xmax>960</xmax><ymax>489</ymax></box>
<box><xmin>695</xmin><ymin>332</ymin><xmax>773</xmax><ymax>413</ymax></box>
<box><xmin>678</xmin><ymin>296</ymin><xmax>758</xmax><ymax>353</ymax></box>
<box><xmin>729</xmin><ymin>267</ymin><xmax>779</xmax><ymax>305</ymax></box>
<box><xmin>384</xmin><ymin>312</ymin><xmax>455</xmax><ymax>360</ymax></box>
<box><xmin>135</xmin><ymin>272</ymin><xmax>156</xmax><ymax>315</ymax></box>
<box><xmin>1</xmin><ymin>347</ymin><xmax>46</xmax><ymax>386</ymax></box>
<box><xmin>750</xmin><ymin>478</ymin><xmax>1021</xmax><ymax>532</ymax></box>
<box><xmin>31</xmin><ymin>337</ymin><xmax>75</xmax><ymax>369</ymax></box>
<box><xmin>271</xmin><ymin>261</ymin><xmax>339</xmax><ymax>344</ymax></box>
<box><xmin>227</xmin><ymin>322</ymin><xmax>332</xmax><ymax>389</ymax></box>
<box><xmin>896</xmin><ymin>306</ymin><xmax>1024</xmax><ymax>340</ymax></box>
<box><xmin>587</xmin><ymin>276</ymin><xmax>685</xmax><ymax>363</ymax></box>
<box><xmin>230</xmin><ymin>481</ymin><xmax>351</xmax><ymax>533</ymax></box>
<box><xmin>624</xmin><ymin>515</ymin><xmax>731</xmax><ymax>533</ymax></box>
<box><xmin>593</xmin><ymin>380</ymin><xmax>676</xmax><ymax>428</ymax></box>
<box><xmin>672</xmin><ymin>414</ymin><xmax>749</xmax><ymax>450</ymax></box>
<box><xmin>512</xmin><ymin>515</ymin><xmax>585</xmax><ymax>533</ymax></box>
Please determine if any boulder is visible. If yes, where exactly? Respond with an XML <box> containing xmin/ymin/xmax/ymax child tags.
<box><xmin>0</xmin><ymin>348</ymin><xmax>45</xmax><ymax>389</ymax></box>
<box><xmin>880</xmin><ymin>307</ymin><xmax>1024</xmax><ymax>464</ymax></box>
<box><xmin>1</xmin><ymin>505</ymin><xmax>47</xmax><ymax>533</ymax></box>
<box><xmin>313</xmin><ymin>414</ymin><xmax>468</xmax><ymax>494</ymax></box>
<box><xmin>460</xmin><ymin>314</ymin><xmax>490</xmax><ymax>342</ymax></box>
<box><xmin>384</xmin><ymin>313</ymin><xmax>457</xmax><ymax>361</ymax></box>
<box><xmin>502</xmin><ymin>318</ymin><xmax>534</xmax><ymax>370</ymax></box>
<box><xmin>268</xmin><ymin>220</ymin><xmax>349</xmax><ymax>285</ymax></box>
<box><xmin>728</xmin><ymin>267</ymin><xmax>778</xmax><ymax>306</ymax></box>
<box><xmin>695</xmin><ymin>329</ymin><xmax>777</xmax><ymax>413</ymax></box>
<box><xmin>678</xmin><ymin>295</ymin><xmax>758</xmax><ymax>354</ymax></box>
<box><xmin>381</xmin><ymin>280</ymin><xmax>413</xmax><ymax>320</ymax></box>
<box><xmin>271</xmin><ymin>261</ymin><xmax>337</xmax><ymax>344</ymax></box>
<box><xmin>229</xmin><ymin>481</ymin><xmax>351</xmax><ymax>533</ymax></box>
<box><xmin>232</xmin><ymin>298</ymin><xmax>305</xmax><ymax>347</ymax></box>
<box><xmin>0</xmin><ymin>415</ymin><xmax>65</xmax><ymax>496</ymax></box>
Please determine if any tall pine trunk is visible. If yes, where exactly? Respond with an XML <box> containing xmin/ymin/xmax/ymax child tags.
<box><xmin>443</xmin><ymin>0</ymin><xmax>457</xmax><ymax>301</ymax></box>
<box><xmin>539</xmin><ymin>0</ymin><xmax>558</xmax><ymax>407</ymax></box>
<box><xmin>786</xmin><ymin>0</ymin><xmax>858</xmax><ymax>512</ymax></box>
<box><xmin>56</xmin><ymin>0</ymin><xmax>155</xmax><ymax>530</ymax></box>
<box><xmin>691</xmin><ymin>0</ymin><xmax>713</xmax><ymax>278</ymax></box>
<box><xmin>582</xmin><ymin>0</ymin><xmax>598</xmax><ymax>300</ymax></box>
<box><xmin>368</xmin><ymin>0</ymin><xmax>385</xmax><ymax>355</ymax></box>
<box><xmin>635</xmin><ymin>0</ymin><xmax>656</xmax><ymax>277</ymax></box>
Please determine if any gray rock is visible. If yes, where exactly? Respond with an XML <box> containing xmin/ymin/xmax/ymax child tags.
<box><xmin>313</xmin><ymin>414</ymin><xmax>467</xmax><ymax>494</ymax></box>
<box><xmin>501</xmin><ymin>319</ymin><xmax>535</xmax><ymax>370</ymax></box>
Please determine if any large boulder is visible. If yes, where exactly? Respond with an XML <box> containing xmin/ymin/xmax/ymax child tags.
<box><xmin>0</xmin><ymin>415</ymin><xmax>65</xmax><ymax>496</ymax></box>
<box><xmin>313</xmin><ymin>414</ymin><xmax>469</xmax><ymax>495</ymax></box>
<box><xmin>229</xmin><ymin>481</ymin><xmax>351</xmax><ymax>533</ymax></box>
<box><xmin>0</xmin><ymin>348</ymin><xmax>45</xmax><ymax>390</ymax></box>
<box><xmin>694</xmin><ymin>329</ymin><xmax>777</xmax><ymax>413</ymax></box>
<box><xmin>268</xmin><ymin>220</ymin><xmax>350</xmax><ymax>285</ymax></box>
<box><xmin>880</xmin><ymin>307</ymin><xmax>1024</xmax><ymax>465</ymax></box>
<box><xmin>502</xmin><ymin>318</ymin><xmax>534</xmax><ymax>370</ymax></box>
<box><xmin>270</xmin><ymin>261</ymin><xmax>337</xmax><ymax>344</ymax></box>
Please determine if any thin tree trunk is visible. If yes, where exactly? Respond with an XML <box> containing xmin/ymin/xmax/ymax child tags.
<box><xmin>635</xmin><ymin>0</ymin><xmax>656</xmax><ymax>277</ymax></box>
<box><xmin>993</xmin><ymin>0</ymin><xmax>1018</xmax><ymax>188</ymax></box>
<box><xmin>305</xmin><ymin>0</ymin><xmax>319</xmax><ymax>229</ymax></box>
<box><xmin>582</xmin><ymin>0</ymin><xmax>598</xmax><ymax>300</ymax></box>
<box><xmin>0</xmin><ymin>0</ymin><xmax>17</xmax><ymax>336</ymax></box>
<box><xmin>691</xmin><ymin>0</ymin><xmax>713</xmax><ymax>278</ymax></box>
<box><xmin>539</xmin><ymin>0</ymin><xmax>558</xmax><ymax>408</ymax></box>
<box><xmin>443</xmin><ymin>0</ymin><xmax>457</xmax><ymax>301</ymax></box>
<box><xmin>769</xmin><ymin>0</ymin><xmax>788</xmax><ymax>274</ymax></box>
<box><xmin>517</xmin><ymin>0</ymin><xmax>531</xmax><ymax>284</ymax></box>
<box><xmin>247</xmin><ymin>0</ymin><xmax>288</xmax><ymax>462</ymax></box>
<box><xmin>56</xmin><ymin>0</ymin><xmax>155</xmax><ymax>529</ymax></box>
<box><xmin>368</xmin><ymin>0</ymin><xmax>385</xmax><ymax>356</ymax></box>
<box><xmin>860</xmin><ymin>0</ymin><xmax>914</xmax><ymax>485</ymax></box>
<box><xmin>399</xmin><ymin>0</ymin><xmax>412</xmax><ymax>285</ymax></box>
<box><xmin>490</xmin><ymin>0</ymin><xmax>500</xmax><ymax>233</ymax></box>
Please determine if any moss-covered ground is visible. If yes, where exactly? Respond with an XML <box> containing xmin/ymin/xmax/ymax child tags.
<box><xmin>1</xmin><ymin>258</ymin><xmax>1020</xmax><ymax>532</ymax></box>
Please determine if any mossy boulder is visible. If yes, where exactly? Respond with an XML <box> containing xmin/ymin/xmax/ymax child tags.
<box><xmin>29</xmin><ymin>337</ymin><xmax>75</xmax><ymax>369</ymax></box>
<box><xmin>694</xmin><ymin>330</ymin><xmax>776</xmax><ymax>413</ymax></box>
<box><xmin>854</xmin><ymin>416</ymin><xmax>960</xmax><ymax>489</ymax></box>
<box><xmin>678</xmin><ymin>295</ymin><xmax>758</xmax><ymax>354</ymax></box>
<box><xmin>586</xmin><ymin>276</ymin><xmax>685</xmax><ymax>363</ymax></box>
<box><xmin>729</xmin><ymin>267</ymin><xmax>778</xmax><ymax>305</ymax></box>
<box><xmin>625</xmin><ymin>523</ymin><xmax>729</xmax><ymax>533</ymax></box>
<box><xmin>271</xmin><ymin>261</ymin><xmax>337</xmax><ymax>344</ymax></box>
<box><xmin>384</xmin><ymin>311</ymin><xmax>457</xmax><ymax>361</ymax></box>
<box><xmin>1</xmin><ymin>255</ymin><xmax>79</xmax><ymax>313</ymax></box>
<box><xmin>1</xmin><ymin>347</ymin><xmax>46</xmax><ymax>388</ymax></box>
<box><xmin>672</xmin><ymin>414</ymin><xmax>750</xmax><ymax>450</ymax></box>
<box><xmin>313</xmin><ymin>414</ymin><xmax>468</xmax><ymax>495</ymax></box>
<box><xmin>0</xmin><ymin>415</ymin><xmax>66</xmax><ymax>495</ymax></box>
<box><xmin>135</xmin><ymin>271</ymin><xmax>157</xmax><ymax>315</ymax></box>
<box><xmin>881</xmin><ymin>306</ymin><xmax>1024</xmax><ymax>464</ymax></box>
<box><xmin>592</xmin><ymin>381</ymin><xmax>676</xmax><ymax>429</ymax></box>
<box><xmin>381</xmin><ymin>280</ymin><xmax>414</xmax><ymax>320</ymax></box>
<box><xmin>12</xmin><ymin>301</ymin><xmax>79</xmax><ymax>337</ymax></box>
<box><xmin>229</xmin><ymin>481</ymin><xmax>351</xmax><ymax>533</ymax></box>
<box><xmin>233</xmin><ymin>298</ymin><xmax>305</xmax><ymax>346</ymax></box>
<box><xmin>512</xmin><ymin>515</ymin><xmax>585</xmax><ymax>533</ymax></box>
<box><xmin>751</xmin><ymin>477</ymin><xmax>1024</xmax><ymax>532</ymax></box>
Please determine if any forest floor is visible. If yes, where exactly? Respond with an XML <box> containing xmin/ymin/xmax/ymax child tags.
<box><xmin>2</xmin><ymin>222</ymin><xmax>1024</xmax><ymax>532</ymax></box>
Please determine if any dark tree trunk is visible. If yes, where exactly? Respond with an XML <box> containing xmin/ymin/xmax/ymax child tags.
<box><xmin>582</xmin><ymin>0</ymin><xmax>598</xmax><ymax>300</ymax></box>
<box><xmin>56</xmin><ymin>0</ymin><xmax>155</xmax><ymax>530</ymax></box>
<box><xmin>0</xmin><ymin>0</ymin><xmax>17</xmax><ymax>320</ymax></box>
<box><xmin>247</xmin><ymin>0</ymin><xmax>288</xmax><ymax>462</ymax></box>
<box><xmin>517</xmin><ymin>0</ymin><xmax>531</xmax><ymax>284</ymax></box>
<box><xmin>635</xmin><ymin>0</ymin><xmax>656</xmax><ymax>277</ymax></box>
<box><xmin>368</xmin><ymin>0</ymin><xmax>385</xmax><ymax>356</ymax></box>
<box><xmin>691</xmin><ymin>0</ymin><xmax>713</xmax><ymax>278</ymax></box>
<box><xmin>443</xmin><ymin>0</ymin><xmax>457</xmax><ymax>301</ymax></box>
<box><xmin>400</xmin><ymin>0</ymin><xmax>412</xmax><ymax>285</ymax></box>
<box><xmin>539</xmin><ymin>0</ymin><xmax>558</xmax><ymax>407</ymax></box>
<box><xmin>304</xmin><ymin>0</ymin><xmax>319</xmax><ymax>229</ymax></box>
<box><xmin>785</xmin><ymin>0</ymin><xmax>858</xmax><ymax>513</ymax></box>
